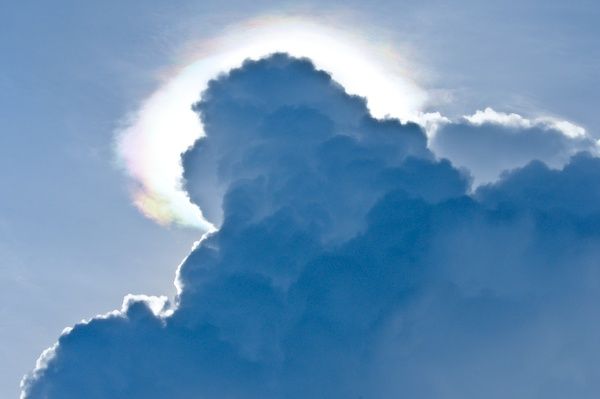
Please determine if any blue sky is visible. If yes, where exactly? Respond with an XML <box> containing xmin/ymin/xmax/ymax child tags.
<box><xmin>2</xmin><ymin>1</ymin><xmax>600</xmax><ymax>398</ymax></box>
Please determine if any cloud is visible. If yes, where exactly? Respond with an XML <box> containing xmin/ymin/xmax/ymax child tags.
<box><xmin>22</xmin><ymin>55</ymin><xmax>600</xmax><ymax>398</ymax></box>
<box><xmin>430</xmin><ymin>107</ymin><xmax>598</xmax><ymax>185</ymax></box>
<box><xmin>115</xmin><ymin>16</ymin><xmax>427</xmax><ymax>230</ymax></box>
<box><xmin>114</xmin><ymin>16</ymin><xmax>595</xmax><ymax>229</ymax></box>
<box><xmin>464</xmin><ymin>107</ymin><xmax>587</xmax><ymax>138</ymax></box>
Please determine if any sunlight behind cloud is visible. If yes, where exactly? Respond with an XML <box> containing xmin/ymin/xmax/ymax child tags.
<box><xmin>116</xmin><ymin>16</ymin><xmax>427</xmax><ymax>229</ymax></box>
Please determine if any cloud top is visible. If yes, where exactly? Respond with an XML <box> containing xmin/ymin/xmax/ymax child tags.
<box><xmin>115</xmin><ymin>17</ymin><xmax>427</xmax><ymax>229</ymax></box>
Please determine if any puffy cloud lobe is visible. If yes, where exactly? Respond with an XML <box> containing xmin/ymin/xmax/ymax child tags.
<box><xmin>430</xmin><ymin>108</ymin><xmax>598</xmax><ymax>185</ymax></box>
<box><xmin>22</xmin><ymin>55</ymin><xmax>600</xmax><ymax>398</ymax></box>
<box><xmin>181</xmin><ymin>55</ymin><xmax>432</xmax><ymax>233</ymax></box>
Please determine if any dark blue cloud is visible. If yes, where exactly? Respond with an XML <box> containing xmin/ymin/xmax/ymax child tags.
<box><xmin>22</xmin><ymin>54</ymin><xmax>600</xmax><ymax>398</ymax></box>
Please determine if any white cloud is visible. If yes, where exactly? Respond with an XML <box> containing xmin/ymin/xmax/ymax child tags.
<box><xmin>464</xmin><ymin>107</ymin><xmax>587</xmax><ymax>138</ymax></box>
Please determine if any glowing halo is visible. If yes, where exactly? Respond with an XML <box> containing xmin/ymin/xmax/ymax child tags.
<box><xmin>116</xmin><ymin>16</ymin><xmax>428</xmax><ymax>230</ymax></box>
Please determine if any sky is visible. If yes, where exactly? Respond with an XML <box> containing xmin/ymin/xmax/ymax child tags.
<box><xmin>1</xmin><ymin>1</ymin><xmax>600</xmax><ymax>398</ymax></box>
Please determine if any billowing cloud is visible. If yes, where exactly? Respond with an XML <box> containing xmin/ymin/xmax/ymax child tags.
<box><xmin>115</xmin><ymin>17</ymin><xmax>597</xmax><ymax>229</ymax></box>
<box><xmin>115</xmin><ymin>16</ymin><xmax>427</xmax><ymax>230</ymax></box>
<box><xmin>22</xmin><ymin>55</ymin><xmax>600</xmax><ymax>398</ymax></box>
<box><xmin>431</xmin><ymin>107</ymin><xmax>598</xmax><ymax>185</ymax></box>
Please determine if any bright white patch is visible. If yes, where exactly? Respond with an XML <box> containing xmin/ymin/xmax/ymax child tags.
<box><xmin>418</xmin><ymin>111</ymin><xmax>451</xmax><ymax>137</ymax></box>
<box><xmin>464</xmin><ymin>107</ymin><xmax>587</xmax><ymax>138</ymax></box>
<box><xmin>116</xmin><ymin>16</ymin><xmax>428</xmax><ymax>230</ymax></box>
<box><xmin>122</xmin><ymin>294</ymin><xmax>172</xmax><ymax>317</ymax></box>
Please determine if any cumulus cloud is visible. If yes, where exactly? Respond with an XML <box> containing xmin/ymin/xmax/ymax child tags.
<box><xmin>22</xmin><ymin>55</ymin><xmax>600</xmax><ymax>399</ymax></box>
<box><xmin>430</xmin><ymin>107</ymin><xmax>598</xmax><ymax>185</ymax></box>
<box><xmin>115</xmin><ymin>17</ymin><xmax>427</xmax><ymax>230</ymax></box>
